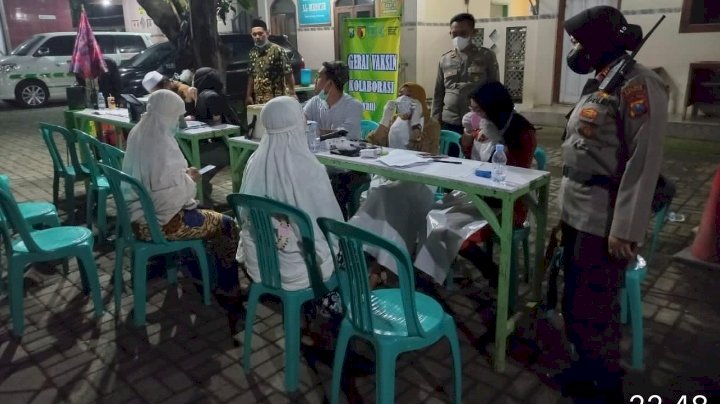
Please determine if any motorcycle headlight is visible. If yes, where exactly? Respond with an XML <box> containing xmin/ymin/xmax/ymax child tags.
<box><xmin>0</xmin><ymin>64</ymin><xmax>19</xmax><ymax>73</ymax></box>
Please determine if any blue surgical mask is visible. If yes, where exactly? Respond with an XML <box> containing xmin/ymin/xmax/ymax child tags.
<box><xmin>318</xmin><ymin>89</ymin><xmax>328</xmax><ymax>102</ymax></box>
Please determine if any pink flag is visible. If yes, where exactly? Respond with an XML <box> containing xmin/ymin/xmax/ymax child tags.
<box><xmin>69</xmin><ymin>7</ymin><xmax>107</xmax><ymax>80</ymax></box>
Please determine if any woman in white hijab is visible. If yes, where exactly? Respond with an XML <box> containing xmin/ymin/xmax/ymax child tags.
<box><xmin>122</xmin><ymin>89</ymin><xmax>240</xmax><ymax>295</ymax></box>
<box><xmin>236</xmin><ymin>96</ymin><xmax>344</xmax><ymax>291</ymax></box>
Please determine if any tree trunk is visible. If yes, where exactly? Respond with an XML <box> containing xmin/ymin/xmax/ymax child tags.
<box><xmin>189</xmin><ymin>0</ymin><xmax>228</xmax><ymax>73</ymax></box>
<box><xmin>136</xmin><ymin>0</ymin><xmax>229</xmax><ymax>74</ymax></box>
<box><xmin>136</xmin><ymin>0</ymin><xmax>181</xmax><ymax>43</ymax></box>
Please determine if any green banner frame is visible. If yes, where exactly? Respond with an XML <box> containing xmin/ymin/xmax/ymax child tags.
<box><xmin>341</xmin><ymin>17</ymin><xmax>401</xmax><ymax>122</ymax></box>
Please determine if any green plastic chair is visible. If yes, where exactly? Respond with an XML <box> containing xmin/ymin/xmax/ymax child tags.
<box><xmin>0</xmin><ymin>174</ymin><xmax>60</xmax><ymax>229</ymax></box>
<box><xmin>74</xmin><ymin>130</ymin><xmax>111</xmax><ymax>240</ymax></box>
<box><xmin>511</xmin><ymin>146</ymin><xmax>548</xmax><ymax>284</ymax></box>
<box><xmin>439</xmin><ymin>129</ymin><xmax>462</xmax><ymax>157</ymax></box>
<box><xmin>98</xmin><ymin>164</ymin><xmax>212</xmax><ymax>326</ymax></box>
<box><xmin>647</xmin><ymin>201</ymin><xmax>670</xmax><ymax>264</ymax></box>
<box><xmin>317</xmin><ymin>218</ymin><xmax>462</xmax><ymax>404</ymax></box>
<box><xmin>434</xmin><ymin>129</ymin><xmax>464</xmax><ymax>199</ymax></box>
<box><xmin>0</xmin><ymin>188</ymin><xmax>103</xmax><ymax>336</ymax></box>
<box><xmin>620</xmin><ymin>255</ymin><xmax>648</xmax><ymax>369</ymax></box>
<box><xmin>360</xmin><ymin>120</ymin><xmax>380</xmax><ymax>140</ymax></box>
<box><xmin>457</xmin><ymin>147</ymin><xmax>548</xmax><ymax>306</ymax></box>
<box><xmin>98</xmin><ymin>143</ymin><xmax>125</xmax><ymax>170</ymax></box>
<box><xmin>39</xmin><ymin>123</ymin><xmax>89</xmax><ymax>224</ymax></box>
<box><xmin>533</xmin><ymin>146</ymin><xmax>547</xmax><ymax>171</ymax></box>
<box><xmin>226</xmin><ymin>193</ymin><xmax>337</xmax><ymax>393</ymax></box>
<box><xmin>0</xmin><ymin>174</ymin><xmax>66</xmax><ymax>291</ymax></box>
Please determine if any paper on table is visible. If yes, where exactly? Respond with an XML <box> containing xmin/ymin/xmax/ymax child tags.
<box><xmin>99</xmin><ymin>109</ymin><xmax>129</xmax><ymax>118</ymax></box>
<box><xmin>184</xmin><ymin>121</ymin><xmax>208</xmax><ymax>129</ymax></box>
<box><xmin>378</xmin><ymin>149</ymin><xmax>431</xmax><ymax>168</ymax></box>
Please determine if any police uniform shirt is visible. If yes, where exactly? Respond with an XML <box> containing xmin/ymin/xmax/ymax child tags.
<box><xmin>431</xmin><ymin>44</ymin><xmax>500</xmax><ymax>126</ymax></box>
<box><xmin>560</xmin><ymin>63</ymin><xmax>668</xmax><ymax>243</ymax></box>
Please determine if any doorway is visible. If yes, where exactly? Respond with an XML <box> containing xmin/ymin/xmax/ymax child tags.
<box><xmin>271</xmin><ymin>0</ymin><xmax>298</xmax><ymax>48</ymax></box>
<box><xmin>334</xmin><ymin>0</ymin><xmax>375</xmax><ymax>59</ymax></box>
<box><xmin>557</xmin><ymin>0</ymin><xmax>619</xmax><ymax>104</ymax></box>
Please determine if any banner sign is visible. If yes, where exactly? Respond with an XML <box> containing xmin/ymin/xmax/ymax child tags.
<box><xmin>377</xmin><ymin>0</ymin><xmax>403</xmax><ymax>17</ymax></box>
<box><xmin>342</xmin><ymin>17</ymin><xmax>401</xmax><ymax>121</ymax></box>
<box><xmin>298</xmin><ymin>0</ymin><xmax>331</xmax><ymax>26</ymax></box>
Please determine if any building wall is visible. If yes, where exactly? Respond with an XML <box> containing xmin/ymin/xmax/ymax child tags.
<box><xmin>251</xmin><ymin>0</ymin><xmax>720</xmax><ymax>114</ymax></box>
<box><xmin>619</xmin><ymin>3</ymin><xmax>720</xmax><ymax>114</ymax></box>
<box><xmin>3</xmin><ymin>0</ymin><xmax>73</xmax><ymax>48</ymax></box>
<box><xmin>122</xmin><ymin>0</ymin><xmax>165</xmax><ymax>43</ymax></box>
<box><xmin>260</xmin><ymin>0</ymin><xmax>418</xmax><ymax>73</ymax></box>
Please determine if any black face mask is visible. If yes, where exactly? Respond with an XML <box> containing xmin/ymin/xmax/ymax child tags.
<box><xmin>566</xmin><ymin>46</ymin><xmax>595</xmax><ymax>75</ymax></box>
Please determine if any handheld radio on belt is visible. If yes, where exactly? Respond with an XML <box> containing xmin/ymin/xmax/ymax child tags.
<box><xmin>598</xmin><ymin>15</ymin><xmax>666</xmax><ymax>94</ymax></box>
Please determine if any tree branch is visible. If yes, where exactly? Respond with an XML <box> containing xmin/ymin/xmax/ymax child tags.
<box><xmin>137</xmin><ymin>0</ymin><xmax>183</xmax><ymax>43</ymax></box>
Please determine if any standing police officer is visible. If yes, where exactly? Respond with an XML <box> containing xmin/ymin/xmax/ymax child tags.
<box><xmin>559</xmin><ymin>6</ymin><xmax>668</xmax><ymax>401</ymax></box>
<box><xmin>432</xmin><ymin>13</ymin><xmax>499</xmax><ymax>145</ymax></box>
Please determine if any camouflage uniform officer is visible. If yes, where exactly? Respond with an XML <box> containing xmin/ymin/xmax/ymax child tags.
<box><xmin>246</xmin><ymin>19</ymin><xmax>295</xmax><ymax>105</ymax></box>
<box><xmin>558</xmin><ymin>6</ymin><xmax>668</xmax><ymax>401</ymax></box>
<box><xmin>432</xmin><ymin>12</ymin><xmax>499</xmax><ymax>154</ymax></box>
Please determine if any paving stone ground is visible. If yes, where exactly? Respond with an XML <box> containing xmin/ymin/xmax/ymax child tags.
<box><xmin>1</xmin><ymin>102</ymin><xmax>719</xmax><ymax>403</ymax></box>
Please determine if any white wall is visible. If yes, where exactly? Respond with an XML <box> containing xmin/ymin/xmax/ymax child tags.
<box><xmin>292</xmin><ymin>0</ymin><xmax>419</xmax><ymax>74</ymax></box>
<box><xmin>419</xmin><ymin>0</ymin><xmax>495</xmax><ymax>22</ymax></box>
<box><xmin>621</xmin><ymin>0</ymin><xmax>680</xmax><ymax>10</ymax></box>
<box><xmin>623</xmin><ymin>10</ymin><xmax>720</xmax><ymax>114</ymax></box>
<box><xmin>522</xmin><ymin>18</ymin><xmax>558</xmax><ymax>107</ymax></box>
<box><xmin>297</xmin><ymin>29</ymin><xmax>335</xmax><ymax>70</ymax></box>
<box><xmin>413</xmin><ymin>16</ymin><xmax>557</xmax><ymax>109</ymax></box>
<box><xmin>122</xmin><ymin>0</ymin><xmax>165</xmax><ymax>43</ymax></box>
<box><xmin>255</xmin><ymin>0</ymin><xmax>720</xmax><ymax>115</ymax></box>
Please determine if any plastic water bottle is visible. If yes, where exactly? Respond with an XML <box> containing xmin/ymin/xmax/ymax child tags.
<box><xmin>306</xmin><ymin>121</ymin><xmax>319</xmax><ymax>152</ymax></box>
<box><xmin>491</xmin><ymin>144</ymin><xmax>507</xmax><ymax>183</ymax></box>
<box><xmin>97</xmin><ymin>91</ymin><xmax>106</xmax><ymax>110</ymax></box>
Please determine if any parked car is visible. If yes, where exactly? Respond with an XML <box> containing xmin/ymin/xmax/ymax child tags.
<box><xmin>0</xmin><ymin>32</ymin><xmax>152</xmax><ymax>107</ymax></box>
<box><xmin>119</xmin><ymin>33</ymin><xmax>304</xmax><ymax>100</ymax></box>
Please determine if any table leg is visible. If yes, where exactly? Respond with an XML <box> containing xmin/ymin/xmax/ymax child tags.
<box><xmin>64</xmin><ymin>111</ymin><xmax>76</xmax><ymax>131</ymax></box>
<box><xmin>493</xmin><ymin>198</ymin><xmax>515</xmax><ymax>372</ymax></box>
<box><xmin>114</xmin><ymin>125</ymin><xmax>124</xmax><ymax>149</ymax></box>
<box><xmin>229</xmin><ymin>145</ymin><xmax>254</xmax><ymax>193</ymax></box>
<box><xmin>532</xmin><ymin>182</ymin><xmax>549</xmax><ymax>300</ymax></box>
<box><xmin>521</xmin><ymin>178</ymin><xmax>551</xmax><ymax>301</ymax></box>
<box><xmin>190</xmin><ymin>139</ymin><xmax>202</xmax><ymax>201</ymax></box>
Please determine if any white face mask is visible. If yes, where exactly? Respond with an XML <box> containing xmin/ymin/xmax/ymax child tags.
<box><xmin>480</xmin><ymin>119</ymin><xmax>503</xmax><ymax>142</ymax></box>
<box><xmin>453</xmin><ymin>36</ymin><xmax>471</xmax><ymax>51</ymax></box>
<box><xmin>395</xmin><ymin>95</ymin><xmax>413</xmax><ymax>117</ymax></box>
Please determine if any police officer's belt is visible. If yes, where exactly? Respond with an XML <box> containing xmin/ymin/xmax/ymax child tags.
<box><xmin>562</xmin><ymin>166</ymin><xmax>617</xmax><ymax>189</ymax></box>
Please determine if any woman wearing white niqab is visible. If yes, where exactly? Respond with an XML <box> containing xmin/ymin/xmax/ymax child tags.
<box><xmin>236</xmin><ymin>96</ymin><xmax>344</xmax><ymax>291</ymax></box>
<box><xmin>122</xmin><ymin>89</ymin><xmax>240</xmax><ymax>294</ymax></box>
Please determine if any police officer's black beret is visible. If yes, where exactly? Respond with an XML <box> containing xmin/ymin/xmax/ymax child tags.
<box><xmin>564</xmin><ymin>6</ymin><xmax>642</xmax><ymax>52</ymax></box>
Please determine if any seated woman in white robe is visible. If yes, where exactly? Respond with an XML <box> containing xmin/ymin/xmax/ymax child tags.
<box><xmin>122</xmin><ymin>89</ymin><xmax>240</xmax><ymax>298</ymax></box>
<box><xmin>414</xmin><ymin>82</ymin><xmax>537</xmax><ymax>285</ymax></box>
<box><xmin>349</xmin><ymin>83</ymin><xmax>440</xmax><ymax>286</ymax></box>
<box><xmin>236</xmin><ymin>96</ymin><xmax>345</xmax><ymax>291</ymax></box>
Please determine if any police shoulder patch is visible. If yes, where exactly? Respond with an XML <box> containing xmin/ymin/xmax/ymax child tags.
<box><xmin>622</xmin><ymin>82</ymin><xmax>649</xmax><ymax>118</ymax></box>
<box><xmin>580</xmin><ymin>107</ymin><xmax>599</xmax><ymax>122</ymax></box>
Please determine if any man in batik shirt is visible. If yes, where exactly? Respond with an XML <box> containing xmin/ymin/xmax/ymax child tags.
<box><xmin>245</xmin><ymin>19</ymin><xmax>296</xmax><ymax>105</ymax></box>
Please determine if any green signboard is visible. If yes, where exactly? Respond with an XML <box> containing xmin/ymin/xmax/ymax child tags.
<box><xmin>342</xmin><ymin>17</ymin><xmax>401</xmax><ymax>122</ymax></box>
